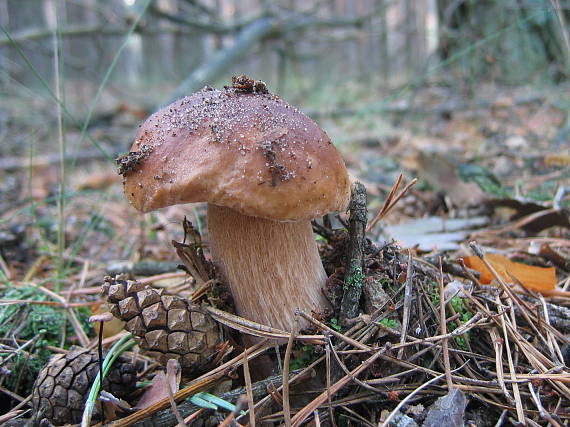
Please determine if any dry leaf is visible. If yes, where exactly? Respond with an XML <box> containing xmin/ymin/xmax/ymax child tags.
<box><xmin>462</xmin><ymin>253</ymin><xmax>556</xmax><ymax>294</ymax></box>
<box><xmin>544</xmin><ymin>153</ymin><xmax>570</xmax><ymax>168</ymax></box>
<box><xmin>134</xmin><ymin>359</ymin><xmax>181</xmax><ymax>410</ymax></box>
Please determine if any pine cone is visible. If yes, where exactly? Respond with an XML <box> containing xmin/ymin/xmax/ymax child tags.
<box><xmin>101</xmin><ymin>275</ymin><xmax>221</xmax><ymax>372</ymax></box>
<box><xmin>31</xmin><ymin>347</ymin><xmax>136</xmax><ymax>426</ymax></box>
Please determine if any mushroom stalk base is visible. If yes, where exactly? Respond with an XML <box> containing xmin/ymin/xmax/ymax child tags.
<box><xmin>207</xmin><ymin>204</ymin><xmax>329</xmax><ymax>334</ymax></box>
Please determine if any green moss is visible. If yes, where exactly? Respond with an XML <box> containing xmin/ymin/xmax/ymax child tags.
<box><xmin>344</xmin><ymin>262</ymin><xmax>365</xmax><ymax>290</ymax></box>
<box><xmin>0</xmin><ymin>286</ymin><xmax>92</xmax><ymax>395</ymax></box>
<box><xmin>290</xmin><ymin>345</ymin><xmax>318</xmax><ymax>371</ymax></box>
<box><xmin>430</xmin><ymin>284</ymin><xmax>472</xmax><ymax>351</ymax></box>
<box><xmin>330</xmin><ymin>318</ymin><xmax>342</xmax><ymax>332</ymax></box>
<box><xmin>378</xmin><ymin>318</ymin><xmax>399</xmax><ymax>329</ymax></box>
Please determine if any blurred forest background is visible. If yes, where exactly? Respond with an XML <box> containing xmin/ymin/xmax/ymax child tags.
<box><xmin>1</xmin><ymin>0</ymin><xmax>568</xmax><ymax>160</ymax></box>
<box><xmin>0</xmin><ymin>0</ymin><xmax>569</xmax><ymax>421</ymax></box>
<box><xmin>1</xmin><ymin>0</ymin><xmax>569</xmax><ymax>238</ymax></box>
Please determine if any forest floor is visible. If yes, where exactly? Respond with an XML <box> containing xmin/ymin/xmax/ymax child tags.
<box><xmin>0</xmin><ymin>82</ymin><xmax>569</xmax><ymax>426</ymax></box>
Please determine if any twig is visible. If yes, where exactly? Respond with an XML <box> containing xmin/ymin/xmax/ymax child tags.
<box><xmin>138</xmin><ymin>272</ymin><xmax>187</xmax><ymax>285</ymax></box>
<box><xmin>325</xmin><ymin>335</ymin><xmax>384</xmax><ymax>394</ymax></box>
<box><xmin>324</xmin><ymin>333</ymin><xmax>336</xmax><ymax>427</ymax></box>
<box><xmin>189</xmin><ymin>279</ymin><xmax>214</xmax><ymax>303</ymax></box>
<box><xmin>397</xmin><ymin>250</ymin><xmax>414</xmax><ymax>359</ymax></box>
<box><xmin>376</xmin><ymin>311</ymin><xmax>485</xmax><ymax>348</ymax></box>
<box><xmin>10</xmin><ymin>394</ymin><xmax>32</xmax><ymax>411</ymax></box>
<box><xmin>296</xmin><ymin>310</ymin><xmax>370</xmax><ymax>350</ymax></box>
<box><xmin>148</xmin><ymin>367</ymin><xmax>312</xmax><ymax>426</ymax></box>
<box><xmin>528</xmin><ymin>380</ymin><xmax>562</xmax><ymax>427</ymax></box>
<box><xmin>282</xmin><ymin>333</ymin><xmax>295</xmax><ymax>427</ymax></box>
<box><xmin>109</xmin><ymin>369</ymin><xmax>228</xmax><ymax>427</ymax></box>
<box><xmin>36</xmin><ymin>278</ymin><xmax>90</xmax><ymax>347</ymax></box>
<box><xmin>379</xmin><ymin>363</ymin><xmax>467</xmax><ymax>427</ymax></box>
<box><xmin>340</xmin><ymin>182</ymin><xmax>367</xmax><ymax>326</ymax></box>
<box><xmin>182</xmin><ymin>408</ymin><xmax>205</xmax><ymax>425</ymax></box>
<box><xmin>538</xmin><ymin>294</ymin><xmax>565</xmax><ymax>364</ymax></box>
<box><xmin>550</xmin><ymin>0</ymin><xmax>570</xmax><ymax>65</ymax></box>
<box><xmin>207</xmin><ymin>306</ymin><xmax>325</xmax><ymax>343</ymax></box>
<box><xmin>494</xmin><ymin>410</ymin><xmax>508</xmax><ymax>427</ymax></box>
<box><xmin>366</xmin><ymin>174</ymin><xmax>418</xmax><ymax>233</ymax></box>
<box><xmin>438</xmin><ymin>258</ymin><xmax>453</xmax><ymax>390</ymax></box>
<box><xmin>290</xmin><ymin>344</ymin><xmax>390</xmax><ymax>426</ymax></box>
<box><xmin>313</xmin><ymin>410</ymin><xmax>321</xmax><ymax>427</ymax></box>
<box><xmin>218</xmin><ymin>396</ymin><xmax>247</xmax><ymax>427</ymax></box>
<box><xmin>488</xmin><ymin>327</ymin><xmax>515</xmax><ymax>406</ymax></box>
<box><xmin>243</xmin><ymin>349</ymin><xmax>255</xmax><ymax>427</ymax></box>
<box><xmin>496</xmin><ymin>293</ymin><xmax>525</xmax><ymax>424</ymax></box>
<box><xmin>166</xmin><ymin>364</ymin><xmax>186</xmax><ymax>427</ymax></box>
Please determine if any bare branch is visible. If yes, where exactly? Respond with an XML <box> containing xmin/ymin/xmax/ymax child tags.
<box><xmin>148</xmin><ymin>5</ymin><xmax>257</xmax><ymax>34</ymax></box>
<box><xmin>0</xmin><ymin>24</ymin><xmax>194</xmax><ymax>47</ymax></box>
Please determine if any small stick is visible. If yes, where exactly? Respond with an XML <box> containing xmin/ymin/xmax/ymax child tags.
<box><xmin>182</xmin><ymin>408</ymin><xmax>205</xmax><ymax>425</ymax></box>
<box><xmin>243</xmin><ymin>357</ymin><xmax>322</xmax><ymax>421</ymax></box>
<box><xmin>282</xmin><ymin>332</ymin><xmax>295</xmax><ymax>427</ymax></box>
<box><xmin>207</xmin><ymin>306</ymin><xmax>324</xmax><ymax>343</ymax></box>
<box><xmin>325</xmin><ymin>334</ymin><xmax>384</xmax><ymax>394</ymax></box>
<box><xmin>189</xmin><ymin>279</ymin><xmax>214</xmax><ymax>302</ymax></box>
<box><xmin>367</xmin><ymin>174</ymin><xmax>418</xmax><ymax>233</ymax></box>
<box><xmin>340</xmin><ymin>181</ymin><xmax>367</xmax><ymax>326</ymax></box>
<box><xmin>494</xmin><ymin>410</ymin><xmax>508</xmax><ymax>427</ymax></box>
<box><xmin>165</xmin><ymin>361</ymin><xmax>186</xmax><ymax>427</ymax></box>
<box><xmin>324</xmin><ymin>333</ymin><xmax>336</xmax><ymax>427</ymax></box>
<box><xmin>296</xmin><ymin>310</ymin><xmax>370</xmax><ymax>351</ymax></box>
<box><xmin>243</xmin><ymin>349</ymin><xmax>256</xmax><ymax>427</ymax></box>
<box><xmin>290</xmin><ymin>344</ymin><xmax>390</xmax><ymax>426</ymax></box>
<box><xmin>313</xmin><ymin>410</ymin><xmax>321</xmax><ymax>427</ymax></box>
<box><xmin>138</xmin><ymin>272</ymin><xmax>187</xmax><ymax>285</ymax></box>
<box><xmin>380</xmin><ymin>372</ymin><xmax>447</xmax><ymax>427</ymax></box>
<box><xmin>9</xmin><ymin>394</ymin><xmax>32</xmax><ymax>411</ymax></box>
<box><xmin>397</xmin><ymin>250</ymin><xmax>414</xmax><ymax>359</ymax></box>
<box><xmin>438</xmin><ymin>258</ymin><xmax>453</xmax><ymax>390</ymax></box>
<box><xmin>496</xmin><ymin>293</ymin><xmax>525</xmax><ymax>424</ymax></box>
<box><xmin>218</xmin><ymin>396</ymin><xmax>247</xmax><ymax>427</ymax></box>
<box><xmin>528</xmin><ymin>380</ymin><xmax>562</xmax><ymax>427</ymax></box>
<box><xmin>109</xmin><ymin>370</ymin><xmax>228</xmax><ymax>427</ymax></box>
<box><xmin>538</xmin><ymin>294</ymin><xmax>565</xmax><ymax>364</ymax></box>
<box><xmin>488</xmin><ymin>327</ymin><xmax>514</xmax><ymax>406</ymax></box>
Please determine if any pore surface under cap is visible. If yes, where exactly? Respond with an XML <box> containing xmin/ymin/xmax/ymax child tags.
<box><xmin>122</xmin><ymin>85</ymin><xmax>350</xmax><ymax>221</ymax></box>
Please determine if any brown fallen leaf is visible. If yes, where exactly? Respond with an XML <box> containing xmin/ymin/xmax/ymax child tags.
<box><xmin>135</xmin><ymin>359</ymin><xmax>181</xmax><ymax>410</ymax></box>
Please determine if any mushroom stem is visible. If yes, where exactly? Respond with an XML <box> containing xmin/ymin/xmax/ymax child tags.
<box><xmin>207</xmin><ymin>204</ymin><xmax>329</xmax><ymax>333</ymax></box>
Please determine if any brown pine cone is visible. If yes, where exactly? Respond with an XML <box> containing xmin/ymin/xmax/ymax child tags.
<box><xmin>101</xmin><ymin>275</ymin><xmax>221</xmax><ymax>372</ymax></box>
<box><xmin>31</xmin><ymin>347</ymin><xmax>136</xmax><ymax>426</ymax></box>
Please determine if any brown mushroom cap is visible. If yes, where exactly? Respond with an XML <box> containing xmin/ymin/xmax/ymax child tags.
<box><xmin>122</xmin><ymin>85</ymin><xmax>350</xmax><ymax>221</ymax></box>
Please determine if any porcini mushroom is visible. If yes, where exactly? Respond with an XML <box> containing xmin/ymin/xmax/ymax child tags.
<box><xmin>120</xmin><ymin>76</ymin><xmax>349</xmax><ymax>334</ymax></box>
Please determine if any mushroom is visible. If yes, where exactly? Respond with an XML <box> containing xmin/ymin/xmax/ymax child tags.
<box><xmin>120</xmin><ymin>77</ymin><xmax>350</xmax><ymax>334</ymax></box>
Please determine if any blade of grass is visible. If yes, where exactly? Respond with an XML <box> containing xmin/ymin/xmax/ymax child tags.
<box><xmin>81</xmin><ymin>333</ymin><xmax>136</xmax><ymax>427</ymax></box>
<box><xmin>52</xmin><ymin>0</ymin><xmax>66</xmax><ymax>293</ymax></box>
